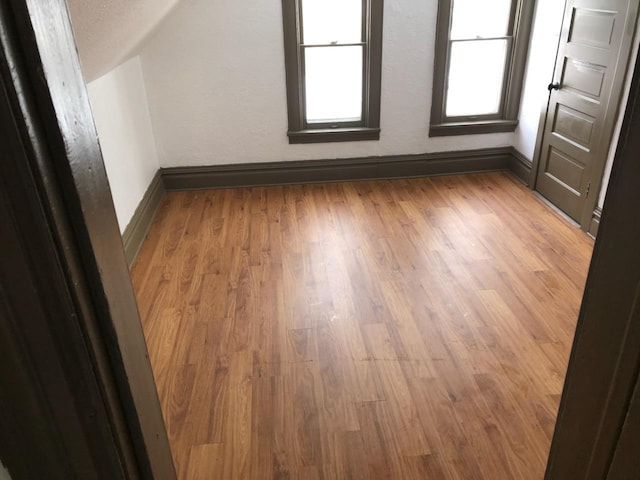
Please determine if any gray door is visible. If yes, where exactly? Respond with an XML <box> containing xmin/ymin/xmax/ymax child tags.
<box><xmin>535</xmin><ymin>0</ymin><xmax>638</xmax><ymax>225</ymax></box>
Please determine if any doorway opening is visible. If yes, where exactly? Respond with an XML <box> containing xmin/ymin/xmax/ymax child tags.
<box><xmin>8</xmin><ymin>0</ymin><xmax>640</xmax><ymax>476</ymax></box>
<box><xmin>58</xmin><ymin>0</ymin><xmax>640</xmax><ymax>478</ymax></box>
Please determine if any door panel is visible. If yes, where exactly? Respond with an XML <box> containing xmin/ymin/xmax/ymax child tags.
<box><xmin>553</xmin><ymin>104</ymin><xmax>596</xmax><ymax>148</ymax></box>
<box><xmin>547</xmin><ymin>147</ymin><xmax>586</xmax><ymax>191</ymax></box>
<box><xmin>535</xmin><ymin>0</ymin><xmax>636</xmax><ymax>223</ymax></box>
<box><xmin>562</xmin><ymin>59</ymin><xmax>606</xmax><ymax>100</ymax></box>
<box><xmin>570</xmin><ymin>9</ymin><xmax>616</xmax><ymax>48</ymax></box>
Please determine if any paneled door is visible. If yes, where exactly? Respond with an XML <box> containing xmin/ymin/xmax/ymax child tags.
<box><xmin>535</xmin><ymin>0</ymin><xmax>638</xmax><ymax>226</ymax></box>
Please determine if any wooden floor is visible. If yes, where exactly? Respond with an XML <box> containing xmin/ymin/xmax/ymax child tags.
<box><xmin>131</xmin><ymin>172</ymin><xmax>594</xmax><ymax>480</ymax></box>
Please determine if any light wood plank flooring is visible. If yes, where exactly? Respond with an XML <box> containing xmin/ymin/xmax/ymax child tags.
<box><xmin>131</xmin><ymin>172</ymin><xmax>593</xmax><ymax>479</ymax></box>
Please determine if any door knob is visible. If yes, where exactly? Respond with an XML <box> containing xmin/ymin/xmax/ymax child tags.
<box><xmin>548</xmin><ymin>82</ymin><xmax>561</xmax><ymax>91</ymax></box>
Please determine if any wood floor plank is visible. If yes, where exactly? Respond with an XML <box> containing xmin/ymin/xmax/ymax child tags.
<box><xmin>184</xmin><ymin>443</ymin><xmax>225</xmax><ymax>480</ymax></box>
<box><xmin>132</xmin><ymin>172</ymin><xmax>593</xmax><ymax>479</ymax></box>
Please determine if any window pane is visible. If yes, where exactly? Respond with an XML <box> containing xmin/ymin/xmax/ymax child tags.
<box><xmin>305</xmin><ymin>46</ymin><xmax>363</xmax><ymax>123</ymax></box>
<box><xmin>302</xmin><ymin>0</ymin><xmax>362</xmax><ymax>44</ymax></box>
<box><xmin>446</xmin><ymin>39</ymin><xmax>508</xmax><ymax>117</ymax></box>
<box><xmin>451</xmin><ymin>0</ymin><xmax>512</xmax><ymax>39</ymax></box>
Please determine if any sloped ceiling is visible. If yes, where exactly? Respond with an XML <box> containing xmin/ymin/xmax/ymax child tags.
<box><xmin>66</xmin><ymin>0</ymin><xmax>181</xmax><ymax>82</ymax></box>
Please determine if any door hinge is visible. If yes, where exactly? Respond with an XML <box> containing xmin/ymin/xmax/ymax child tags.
<box><xmin>586</xmin><ymin>182</ymin><xmax>591</xmax><ymax>198</ymax></box>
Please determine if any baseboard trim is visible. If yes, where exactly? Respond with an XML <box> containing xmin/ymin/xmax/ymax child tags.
<box><xmin>122</xmin><ymin>172</ymin><xmax>166</xmax><ymax>266</ymax></box>
<box><xmin>589</xmin><ymin>207</ymin><xmax>602</xmax><ymax>239</ymax></box>
<box><xmin>509</xmin><ymin>148</ymin><xmax>533</xmax><ymax>185</ymax></box>
<box><xmin>161</xmin><ymin>147</ymin><xmax>520</xmax><ymax>191</ymax></box>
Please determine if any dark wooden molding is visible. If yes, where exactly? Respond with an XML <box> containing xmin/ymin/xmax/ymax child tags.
<box><xmin>1</xmin><ymin>25</ymin><xmax>124</xmax><ymax>478</ymax></box>
<box><xmin>429</xmin><ymin>120</ymin><xmax>519</xmax><ymax>137</ymax></box>
<box><xmin>588</xmin><ymin>206</ymin><xmax>602</xmax><ymax>239</ymax></box>
<box><xmin>0</xmin><ymin>0</ymin><xmax>175</xmax><ymax>477</ymax></box>
<box><xmin>162</xmin><ymin>147</ymin><xmax>515</xmax><ymax>190</ymax></box>
<box><xmin>607</xmin><ymin>371</ymin><xmax>640</xmax><ymax>478</ymax></box>
<box><xmin>288</xmin><ymin>127</ymin><xmax>381</xmax><ymax>144</ymax></box>
<box><xmin>509</xmin><ymin>147</ymin><xmax>533</xmax><ymax>184</ymax></box>
<box><xmin>504</xmin><ymin>0</ymin><xmax>536</xmax><ymax>120</ymax></box>
<box><xmin>122</xmin><ymin>172</ymin><xmax>166</xmax><ymax>267</ymax></box>
<box><xmin>430</xmin><ymin>0</ymin><xmax>450</xmax><ymax>134</ymax></box>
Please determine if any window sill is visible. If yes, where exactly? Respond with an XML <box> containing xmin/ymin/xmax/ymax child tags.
<box><xmin>429</xmin><ymin>120</ymin><xmax>518</xmax><ymax>137</ymax></box>
<box><xmin>288</xmin><ymin>127</ymin><xmax>380</xmax><ymax>144</ymax></box>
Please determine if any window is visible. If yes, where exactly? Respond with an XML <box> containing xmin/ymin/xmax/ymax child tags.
<box><xmin>430</xmin><ymin>0</ymin><xmax>534</xmax><ymax>136</ymax></box>
<box><xmin>282</xmin><ymin>0</ymin><xmax>384</xmax><ymax>144</ymax></box>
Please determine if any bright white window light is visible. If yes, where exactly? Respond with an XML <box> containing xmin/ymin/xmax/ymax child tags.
<box><xmin>451</xmin><ymin>0</ymin><xmax>511</xmax><ymax>39</ymax></box>
<box><xmin>305</xmin><ymin>46</ymin><xmax>363</xmax><ymax>123</ymax></box>
<box><xmin>446</xmin><ymin>0</ymin><xmax>512</xmax><ymax>117</ymax></box>
<box><xmin>301</xmin><ymin>0</ymin><xmax>362</xmax><ymax>44</ymax></box>
<box><xmin>446</xmin><ymin>39</ymin><xmax>508</xmax><ymax>117</ymax></box>
<box><xmin>301</xmin><ymin>0</ymin><xmax>364</xmax><ymax>124</ymax></box>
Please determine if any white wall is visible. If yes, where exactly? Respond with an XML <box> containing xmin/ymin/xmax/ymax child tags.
<box><xmin>139</xmin><ymin>0</ymin><xmax>513</xmax><ymax>168</ymax></box>
<box><xmin>88</xmin><ymin>56</ymin><xmax>160</xmax><ymax>232</ymax></box>
<box><xmin>598</xmin><ymin>26</ymin><xmax>640</xmax><ymax>208</ymax></box>
<box><xmin>0</xmin><ymin>459</ymin><xmax>10</xmax><ymax>480</ymax></box>
<box><xmin>513</xmin><ymin>0</ymin><xmax>566</xmax><ymax>160</ymax></box>
<box><xmin>68</xmin><ymin>0</ymin><xmax>182</xmax><ymax>81</ymax></box>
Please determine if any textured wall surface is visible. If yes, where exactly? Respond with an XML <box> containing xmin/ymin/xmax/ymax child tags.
<box><xmin>0</xmin><ymin>459</ymin><xmax>10</xmax><ymax>480</ymax></box>
<box><xmin>87</xmin><ymin>56</ymin><xmax>160</xmax><ymax>232</ymax></box>
<box><xmin>139</xmin><ymin>0</ymin><xmax>514</xmax><ymax>167</ymax></box>
<box><xmin>70</xmin><ymin>0</ymin><xmax>635</xmax><ymax>210</ymax></box>
<box><xmin>67</xmin><ymin>0</ymin><xmax>180</xmax><ymax>81</ymax></box>
<box><xmin>513</xmin><ymin>0</ymin><xmax>565</xmax><ymax>160</ymax></box>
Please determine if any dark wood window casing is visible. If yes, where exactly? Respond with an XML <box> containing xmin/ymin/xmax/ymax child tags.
<box><xmin>282</xmin><ymin>0</ymin><xmax>384</xmax><ymax>144</ymax></box>
<box><xmin>430</xmin><ymin>0</ymin><xmax>534</xmax><ymax>137</ymax></box>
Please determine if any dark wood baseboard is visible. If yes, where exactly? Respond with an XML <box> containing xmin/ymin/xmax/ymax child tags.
<box><xmin>509</xmin><ymin>148</ymin><xmax>533</xmax><ymax>185</ymax></box>
<box><xmin>161</xmin><ymin>147</ymin><xmax>523</xmax><ymax>191</ymax></box>
<box><xmin>588</xmin><ymin>207</ymin><xmax>603</xmax><ymax>239</ymax></box>
<box><xmin>118</xmin><ymin>148</ymin><xmax>528</xmax><ymax>263</ymax></box>
<box><xmin>122</xmin><ymin>172</ymin><xmax>165</xmax><ymax>266</ymax></box>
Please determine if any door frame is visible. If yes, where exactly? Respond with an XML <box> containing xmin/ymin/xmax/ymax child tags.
<box><xmin>2</xmin><ymin>0</ymin><xmax>640</xmax><ymax>477</ymax></box>
<box><xmin>545</xmin><ymin>44</ymin><xmax>640</xmax><ymax>478</ymax></box>
<box><xmin>530</xmin><ymin>0</ymin><xmax>639</xmax><ymax>232</ymax></box>
<box><xmin>0</xmin><ymin>0</ymin><xmax>175</xmax><ymax>478</ymax></box>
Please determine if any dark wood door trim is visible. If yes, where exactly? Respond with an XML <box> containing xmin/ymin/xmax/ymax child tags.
<box><xmin>545</xmin><ymin>47</ymin><xmax>640</xmax><ymax>479</ymax></box>
<box><xmin>0</xmin><ymin>0</ymin><xmax>175</xmax><ymax>478</ymax></box>
<box><xmin>606</xmin><ymin>366</ymin><xmax>640</xmax><ymax>478</ymax></box>
<box><xmin>0</xmin><ymin>47</ymin><xmax>127</xmax><ymax>479</ymax></box>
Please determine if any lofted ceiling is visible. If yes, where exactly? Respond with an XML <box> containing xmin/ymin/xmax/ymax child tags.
<box><xmin>66</xmin><ymin>0</ymin><xmax>181</xmax><ymax>82</ymax></box>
